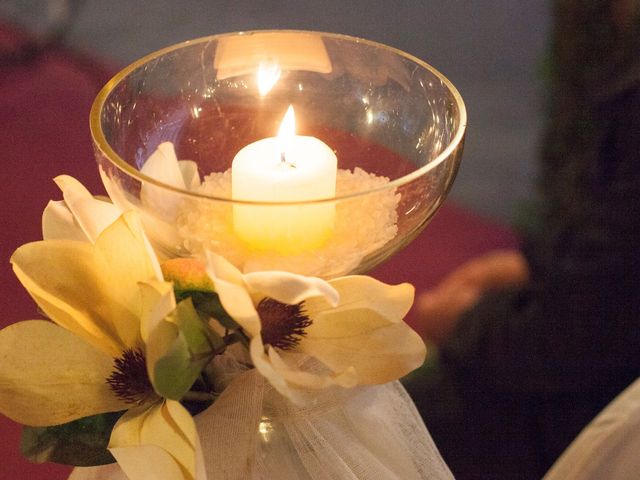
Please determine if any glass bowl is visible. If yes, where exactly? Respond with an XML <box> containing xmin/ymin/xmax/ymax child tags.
<box><xmin>90</xmin><ymin>30</ymin><xmax>466</xmax><ymax>278</ymax></box>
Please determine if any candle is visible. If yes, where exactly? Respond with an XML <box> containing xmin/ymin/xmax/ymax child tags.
<box><xmin>232</xmin><ymin>106</ymin><xmax>337</xmax><ymax>253</ymax></box>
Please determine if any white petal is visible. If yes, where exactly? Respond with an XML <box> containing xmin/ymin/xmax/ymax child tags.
<box><xmin>178</xmin><ymin>160</ymin><xmax>201</xmax><ymax>190</ymax></box>
<box><xmin>205</xmin><ymin>251</ymin><xmax>244</xmax><ymax>286</ymax></box>
<box><xmin>140</xmin><ymin>143</ymin><xmax>189</xmax><ymax>223</ymax></box>
<box><xmin>100</xmin><ymin>166</ymin><xmax>135</xmax><ymax>215</ymax></box>
<box><xmin>244</xmin><ymin>270</ymin><xmax>339</xmax><ymax>307</ymax></box>
<box><xmin>299</xmin><ymin>277</ymin><xmax>425</xmax><ymax>384</ymax></box>
<box><xmin>54</xmin><ymin>175</ymin><xmax>121</xmax><ymax>243</ymax></box>
<box><xmin>268</xmin><ymin>346</ymin><xmax>356</xmax><ymax>390</ymax></box>
<box><xmin>110</xmin><ymin>444</ymin><xmax>186</xmax><ymax>480</ymax></box>
<box><xmin>12</xmin><ymin>211</ymin><xmax>164</xmax><ymax>356</ymax></box>
<box><xmin>109</xmin><ymin>400</ymin><xmax>198</xmax><ymax>480</ymax></box>
<box><xmin>138</xmin><ymin>280</ymin><xmax>176</xmax><ymax>344</ymax></box>
<box><xmin>250</xmin><ymin>337</ymin><xmax>356</xmax><ymax>405</ymax></box>
<box><xmin>138</xmin><ymin>212</ymin><xmax>185</xmax><ymax>263</ymax></box>
<box><xmin>141</xmin><ymin>142</ymin><xmax>185</xmax><ymax>189</ymax></box>
<box><xmin>300</xmin><ymin>321</ymin><xmax>426</xmax><ymax>385</ymax></box>
<box><xmin>41</xmin><ymin>200</ymin><xmax>88</xmax><ymax>241</ymax></box>
<box><xmin>306</xmin><ymin>275</ymin><xmax>414</xmax><ymax>324</ymax></box>
<box><xmin>0</xmin><ymin>320</ymin><xmax>126</xmax><ymax>426</ymax></box>
<box><xmin>205</xmin><ymin>251</ymin><xmax>261</xmax><ymax>336</ymax></box>
<box><xmin>68</xmin><ymin>463</ymin><xmax>129</xmax><ymax>480</ymax></box>
<box><xmin>100</xmin><ymin>166</ymin><xmax>186</xmax><ymax>263</ymax></box>
<box><xmin>93</xmin><ymin>211</ymin><xmax>165</xmax><ymax>345</ymax></box>
<box><xmin>139</xmin><ymin>222</ymin><xmax>165</xmax><ymax>281</ymax></box>
<box><xmin>249</xmin><ymin>336</ymin><xmax>303</xmax><ymax>404</ymax></box>
<box><xmin>12</xmin><ymin>240</ymin><xmax>130</xmax><ymax>356</ymax></box>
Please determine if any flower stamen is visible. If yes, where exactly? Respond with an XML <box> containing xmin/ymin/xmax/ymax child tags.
<box><xmin>106</xmin><ymin>348</ymin><xmax>155</xmax><ymax>405</ymax></box>
<box><xmin>257</xmin><ymin>298</ymin><xmax>311</xmax><ymax>350</ymax></box>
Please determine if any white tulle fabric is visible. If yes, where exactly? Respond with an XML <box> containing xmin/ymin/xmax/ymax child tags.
<box><xmin>70</xmin><ymin>364</ymin><xmax>452</xmax><ymax>480</ymax></box>
<box><xmin>544</xmin><ymin>377</ymin><xmax>640</xmax><ymax>480</ymax></box>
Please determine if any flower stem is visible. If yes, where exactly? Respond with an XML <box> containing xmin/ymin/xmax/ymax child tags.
<box><xmin>182</xmin><ymin>391</ymin><xmax>216</xmax><ymax>403</ymax></box>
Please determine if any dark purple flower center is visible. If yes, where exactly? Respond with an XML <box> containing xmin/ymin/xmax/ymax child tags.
<box><xmin>106</xmin><ymin>348</ymin><xmax>155</xmax><ymax>405</ymax></box>
<box><xmin>257</xmin><ymin>298</ymin><xmax>312</xmax><ymax>350</ymax></box>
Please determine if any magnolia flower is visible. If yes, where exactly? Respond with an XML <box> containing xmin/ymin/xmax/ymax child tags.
<box><xmin>42</xmin><ymin>174</ymin><xmax>164</xmax><ymax>276</ymax></box>
<box><xmin>140</xmin><ymin>142</ymin><xmax>201</xmax><ymax>195</ymax></box>
<box><xmin>0</xmin><ymin>178</ymin><xmax>202</xmax><ymax>480</ymax></box>
<box><xmin>42</xmin><ymin>175</ymin><xmax>122</xmax><ymax>242</ymax></box>
<box><xmin>205</xmin><ymin>252</ymin><xmax>426</xmax><ymax>403</ymax></box>
<box><xmin>100</xmin><ymin>142</ymin><xmax>201</xmax><ymax>257</ymax></box>
<box><xmin>138</xmin><ymin>141</ymin><xmax>201</xmax><ymax>225</ymax></box>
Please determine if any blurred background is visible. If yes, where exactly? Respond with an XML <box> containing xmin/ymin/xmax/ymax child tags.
<box><xmin>0</xmin><ymin>0</ymin><xmax>549</xmax><ymax>223</ymax></box>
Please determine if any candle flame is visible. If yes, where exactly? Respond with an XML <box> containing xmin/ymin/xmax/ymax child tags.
<box><xmin>277</xmin><ymin>106</ymin><xmax>296</xmax><ymax>157</ymax></box>
<box><xmin>257</xmin><ymin>61</ymin><xmax>281</xmax><ymax>96</ymax></box>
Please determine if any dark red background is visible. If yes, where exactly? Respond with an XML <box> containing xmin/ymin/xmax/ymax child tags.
<box><xmin>0</xmin><ymin>23</ymin><xmax>518</xmax><ymax>480</ymax></box>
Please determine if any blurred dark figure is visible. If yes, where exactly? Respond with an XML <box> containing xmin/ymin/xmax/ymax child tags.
<box><xmin>0</xmin><ymin>0</ymin><xmax>85</xmax><ymax>67</ymax></box>
<box><xmin>404</xmin><ymin>0</ymin><xmax>640</xmax><ymax>478</ymax></box>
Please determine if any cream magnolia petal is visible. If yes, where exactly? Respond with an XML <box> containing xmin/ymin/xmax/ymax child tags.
<box><xmin>205</xmin><ymin>251</ymin><xmax>245</xmax><ymax>286</ymax></box>
<box><xmin>299</xmin><ymin>276</ymin><xmax>424</xmax><ymax>384</ymax></box>
<box><xmin>12</xmin><ymin>212</ymin><xmax>161</xmax><ymax>356</ymax></box>
<box><xmin>68</xmin><ymin>463</ymin><xmax>129</xmax><ymax>480</ymax></box>
<box><xmin>140</xmin><ymin>142</ymin><xmax>185</xmax><ymax>189</ymax></box>
<box><xmin>41</xmin><ymin>200</ymin><xmax>88</xmax><ymax>241</ymax></box>
<box><xmin>139</xmin><ymin>280</ymin><xmax>176</xmax><ymax>344</ymax></box>
<box><xmin>75</xmin><ymin>427</ymin><xmax>205</xmax><ymax>480</ymax></box>
<box><xmin>54</xmin><ymin>175</ymin><xmax>121</xmax><ymax>243</ymax></box>
<box><xmin>136</xmin><ymin>214</ymin><xmax>183</xmax><ymax>263</ymax></box>
<box><xmin>267</xmin><ymin>346</ymin><xmax>357</xmax><ymax>389</ymax></box>
<box><xmin>94</xmin><ymin>211</ymin><xmax>164</xmax><ymax>347</ymax></box>
<box><xmin>139</xmin><ymin>143</ymin><xmax>185</xmax><ymax>223</ymax></box>
<box><xmin>249</xmin><ymin>337</ymin><xmax>304</xmax><ymax>404</ymax></box>
<box><xmin>300</xmin><ymin>317</ymin><xmax>426</xmax><ymax>385</ymax></box>
<box><xmin>205</xmin><ymin>251</ymin><xmax>261</xmax><ymax>336</ymax></box>
<box><xmin>94</xmin><ymin>210</ymin><xmax>163</xmax><ymax>283</ymax></box>
<box><xmin>139</xmin><ymin>280</ymin><xmax>176</xmax><ymax>388</ymax></box>
<box><xmin>194</xmin><ymin>434</ymin><xmax>207</xmax><ymax>480</ymax></box>
<box><xmin>0</xmin><ymin>320</ymin><xmax>126</xmax><ymax>427</ymax></box>
<box><xmin>213</xmin><ymin>277</ymin><xmax>261</xmax><ymax>336</ymax></box>
<box><xmin>100</xmin><ymin>168</ymin><xmax>174</xmax><ymax>266</ymax></box>
<box><xmin>100</xmin><ymin>166</ymin><xmax>175</xmax><ymax>262</ymax></box>
<box><xmin>100</xmin><ymin>166</ymin><xmax>135</xmax><ymax>216</ymax></box>
<box><xmin>110</xmin><ymin>445</ymin><xmax>186</xmax><ymax>480</ymax></box>
<box><xmin>110</xmin><ymin>400</ymin><xmax>198</xmax><ymax>480</ymax></box>
<box><xmin>306</xmin><ymin>276</ymin><xmax>414</xmax><ymax>324</ymax></box>
<box><xmin>244</xmin><ymin>271</ymin><xmax>339</xmax><ymax>307</ymax></box>
<box><xmin>11</xmin><ymin>240</ymin><xmax>126</xmax><ymax>356</ymax></box>
<box><xmin>178</xmin><ymin>160</ymin><xmax>201</xmax><ymax>190</ymax></box>
<box><xmin>249</xmin><ymin>338</ymin><xmax>356</xmax><ymax>405</ymax></box>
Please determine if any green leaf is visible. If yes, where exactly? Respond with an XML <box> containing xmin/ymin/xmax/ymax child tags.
<box><xmin>150</xmin><ymin>298</ymin><xmax>224</xmax><ymax>400</ymax></box>
<box><xmin>176</xmin><ymin>290</ymin><xmax>240</xmax><ymax>331</ymax></box>
<box><xmin>21</xmin><ymin>411</ymin><xmax>124</xmax><ymax>466</ymax></box>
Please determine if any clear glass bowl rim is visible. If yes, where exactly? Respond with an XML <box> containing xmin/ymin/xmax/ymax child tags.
<box><xmin>89</xmin><ymin>29</ymin><xmax>467</xmax><ymax>206</ymax></box>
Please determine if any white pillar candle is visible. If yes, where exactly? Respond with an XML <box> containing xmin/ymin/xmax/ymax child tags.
<box><xmin>232</xmin><ymin>106</ymin><xmax>337</xmax><ymax>253</ymax></box>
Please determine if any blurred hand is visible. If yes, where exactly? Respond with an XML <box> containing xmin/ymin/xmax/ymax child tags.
<box><xmin>415</xmin><ymin>250</ymin><xmax>530</xmax><ymax>345</ymax></box>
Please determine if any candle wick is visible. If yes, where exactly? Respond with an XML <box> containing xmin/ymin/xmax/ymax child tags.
<box><xmin>280</xmin><ymin>151</ymin><xmax>296</xmax><ymax>168</ymax></box>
